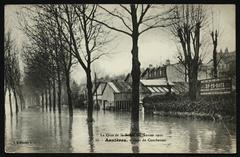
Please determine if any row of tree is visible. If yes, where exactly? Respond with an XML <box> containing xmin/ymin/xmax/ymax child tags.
<box><xmin>4</xmin><ymin>31</ymin><xmax>24</xmax><ymax>116</ymax></box>
<box><xmin>19</xmin><ymin>5</ymin><xmax>77</xmax><ymax>116</ymax></box>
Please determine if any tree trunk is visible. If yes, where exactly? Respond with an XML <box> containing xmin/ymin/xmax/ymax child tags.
<box><xmin>130</xmin><ymin>5</ymin><xmax>140</xmax><ymax>125</ymax></box>
<box><xmin>36</xmin><ymin>94</ymin><xmax>40</xmax><ymax>106</ymax></box>
<box><xmin>94</xmin><ymin>73</ymin><xmax>98</xmax><ymax>108</ymax></box>
<box><xmin>211</xmin><ymin>30</ymin><xmax>218</xmax><ymax>78</ymax></box>
<box><xmin>188</xmin><ymin>63</ymin><xmax>198</xmax><ymax>101</ymax></box>
<box><xmin>45</xmin><ymin>89</ymin><xmax>48</xmax><ymax>111</ymax></box>
<box><xmin>13</xmin><ymin>88</ymin><xmax>19</xmax><ymax>114</ymax></box>
<box><xmin>87</xmin><ymin>122</ymin><xmax>94</xmax><ymax>153</ymax></box>
<box><xmin>8</xmin><ymin>88</ymin><xmax>13</xmax><ymax>117</ymax></box>
<box><xmin>53</xmin><ymin>79</ymin><xmax>56</xmax><ymax>112</ymax></box>
<box><xmin>131</xmin><ymin>42</ymin><xmax>140</xmax><ymax>123</ymax></box>
<box><xmin>41</xmin><ymin>92</ymin><xmax>44</xmax><ymax>111</ymax></box>
<box><xmin>213</xmin><ymin>44</ymin><xmax>217</xmax><ymax>78</ymax></box>
<box><xmin>130</xmin><ymin>120</ymin><xmax>140</xmax><ymax>153</ymax></box>
<box><xmin>48</xmin><ymin>86</ymin><xmax>52</xmax><ymax>111</ymax></box>
<box><xmin>86</xmin><ymin>69</ymin><xmax>94</xmax><ymax>122</ymax></box>
<box><xmin>66</xmin><ymin>73</ymin><xmax>73</xmax><ymax>116</ymax></box>
<box><xmin>57</xmin><ymin>70</ymin><xmax>62</xmax><ymax>114</ymax></box>
<box><xmin>19</xmin><ymin>92</ymin><xmax>24</xmax><ymax>111</ymax></box>
<box><xmin>4</xmin><ymin>86</ymin><xmax>7</xmax><ymax>103</ymax></box>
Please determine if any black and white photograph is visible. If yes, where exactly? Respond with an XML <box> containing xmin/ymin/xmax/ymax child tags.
<box><xmin>4</xmin><ymin>4</ymin><xmax>236</xmax><ymax>153</ymax></box>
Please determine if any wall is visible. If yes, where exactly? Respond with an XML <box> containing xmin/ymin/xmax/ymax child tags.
<box><xmin>115</xmin><ymin>92</ymin><xmax>131</xmax><ymax>101</ymax></box>
<box><xmin>102</xmin><ymin>83</ymin><xmax>115</xmax><ymax>108</ymax></box>
<box><xmin>114</xmin><ymin>92</ymin><xmax>132</xmax><ymax>110</ymax></box>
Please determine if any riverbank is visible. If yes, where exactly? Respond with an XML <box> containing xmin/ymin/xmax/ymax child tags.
<box><xmin>143</xmin><ymin>94</ymin><xmax>236</xmax><ymax>122</ymax></box>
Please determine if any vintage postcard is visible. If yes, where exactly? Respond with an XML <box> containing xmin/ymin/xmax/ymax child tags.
<box><xmin>4</xmin><ymin>4</ymin><xmax>236</xmax><ymax>153</ymax></box>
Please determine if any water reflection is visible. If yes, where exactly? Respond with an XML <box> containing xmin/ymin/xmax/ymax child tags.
<box><xmin>210</xmin><ymin>122</ymin><xmax>232</xmax><ymax>152</ymax></box>
<box><xmin>188</xmin><ymin>121</ymin><xmax>199</xmax><ymax>153</ymax></box>
<box><xmin>58</xmin><ymin>113</ymin><xmax>64</xmax><ymax>150</ymax></box>
<box><xmin>87</xmin><ymin>122</ymin><xmax>95</xmax><ymax>153</ymax></box>
<box><xmin>5</xmin><ymin>109</ymin><xmax>236</xmax><ymax>153</ymax></box>
<box><xmin>68</xmin><ymin>116</ymin><xmax>73</xmax><ymax>152</ymax></box>
<box><xmin>130</xmin><ymin>121</ymin><xmax>140</xmax><ymax>153</ymax></box>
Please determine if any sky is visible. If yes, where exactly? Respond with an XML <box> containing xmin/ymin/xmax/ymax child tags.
<box><xmin>4</xmin><ymin>4</ymin><xmax>236</xmax><ymax>85</ymax></box>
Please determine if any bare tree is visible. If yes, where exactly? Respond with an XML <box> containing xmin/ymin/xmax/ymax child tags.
<box><xmin>52</xmin><ymin>4</ymin><xmax>110</xmax><ymax>121</ymax></box>
<box><xmin>4</xmin><ymin>31</ymin><xmax>14</xmax><ymax>116</ymax></box>
<box><xmin>4</xmin><ymin>31</ymin><xmax>21</xmax><ymax>115</ymax></box>
<box><xmin>87</xmin><ymin>4</ymin><xmax>174</xmax><ymax>126</ymax></box>
<box><xmin>22</xmin><ymin>42</ymin><xmax>51</xmax><ymax>109</ymax></box>
<box><xmin>39</xmin><ymin>4</ymin><xmax>80</xmax><ymax>116</ymax></box>
<box><xmin>168</xmin><ymin>5</ymin><xmax>208</xmax><ymax>100</ymax></box>
<box><xmin>19</xmin><ymin>7</ymin><xmax>56</xmax><ymax>112</ymax></box>
<box><xmin>211</xmin><ymin>29</ymin><xmax>218</xmax><ymax>78</ymax></box>
<box><xmin>39</xmin><ymin>5</ymin><xmax>75</xmax><ymax>114</ymax></box>
<box><xmin>19</xmin><ymin>5</ymin><xmax>76</xmax><ymax>115</ymax></box>
<box><xmin>210</xmin><ymin>10</ymin><xmax>222</xmax><ymax>78</ymax></box>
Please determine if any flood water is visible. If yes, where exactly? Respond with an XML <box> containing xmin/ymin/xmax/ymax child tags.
<box><xmin>5</xmin><ymin>108</ymin><xmax>236</xmax><ymax>153</ymax></box>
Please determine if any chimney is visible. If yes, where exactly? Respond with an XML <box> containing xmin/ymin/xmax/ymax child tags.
<box><xmin>165</xmin><ymin>59</ymin><xmax>170</xmax><ymax>65</ymax></box>
<box><xmin>225</xmin><ymin>47</ymin><xmax>229</xmax><ymax>53</ymax></box>
<box><xmin>220</xmin><ymin>49</ymin><xmax>223</xmax><ymax>53</ymax></box>
<box><xmin>149</xmin><ymin>64</ymin><xmax>153</xmax><ymax>69</ymax></box>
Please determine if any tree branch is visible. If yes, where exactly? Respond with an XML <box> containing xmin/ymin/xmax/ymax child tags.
<box><xmin>138</xmin><ymin>4</ymin><xmax>151</xmax><ymax>25</ymax></box>
<box><xmin>119</xmin><ymin>4</ymin><xmax>131</xmax><ymax>14</ymax></box>
<box><xmin>90</xmin><ymin>52</ymin><xmax>108</xmax><ymax>63</ymax></box>
<box><xmin>98</xmin><ymin>5</ymin><xmax>132</xmax><ymax>32</ymax></box>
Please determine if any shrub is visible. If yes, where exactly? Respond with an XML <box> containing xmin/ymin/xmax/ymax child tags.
<box><xmin>143</xmin><ymin>93</ymin><xmax>235</xmax><ymax>117</ymax></box>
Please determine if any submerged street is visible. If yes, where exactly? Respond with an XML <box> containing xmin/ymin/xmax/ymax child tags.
<box><xmin>4</xmin><ymin>4</ymin><xmax>236</xmax><ymax>154</ymax></box>
<box><xmin>5</xmin><ymin>107</ymin><xmax>236</xmax><ymax>153</ymax></box>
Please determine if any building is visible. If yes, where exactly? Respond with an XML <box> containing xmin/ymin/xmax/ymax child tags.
<box><xmin>139</xmin><ymin>60</ymin><xmax>211</xmax><ymax>83</ymax></box>
<box><xmin>101</xmin><ymin>80</ymin><xmax>132</xmax><ymax>110</ymax></box>
<box><xmin>125</xmin><ymin>60</ymin><xmax>189</xmax><ymax>95</ymax></box>
<box><xmin>207</xmin><ymin>48</ymin><xmax>236</xmax><ymax>78</ymax></box>
<box><xmin>125</xmin><ymin>59</ymin><xmax>215</xmax><ymax>96</ymax></box>
<box><xmin>92</xmin><ymin>81</ymin><xmax>107</xmax><ymax>108</ymax></box>
<box><xmin>92</xmin><ymin>49</ymin><xmax>236</xmax><ymax>110</ymax></box>
<box><xmin>93</xmin><ymin>80</ymin><xmax>150</xmax><ymax>110</ymax></box>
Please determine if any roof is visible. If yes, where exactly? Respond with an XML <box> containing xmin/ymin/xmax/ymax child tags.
<box><xmin>124</xmin><ymin>73</ymin><xmax>131</xmax><ymax>82</ymax></box>
<box><xmin>145</xmin><ymin>86</ymin><xmax>169</xmax><ymax>94</ymax></box>
<box><xmin>104</xmin><ymin>80</ymin><xmax>150</xmax><ymax>94</ymax></box>
<box><xmin>140</xmin><ymin>79</ymin><xmax>174</xmax><ymax>86</ymax></box>
<box><xmin>125</xmin><ymin>67</ymin><xmax>147</xmax><ymax>81</ymax></box>
<box><xmin>92</xmin><ymin>82</ymin><xmax>107</xmax><ymax>95</ymax></box>
<box><xmin>108</xmin><ymin>82</ymin><xmax>120</xmax><ymax>93</ymax></box>
<box><xmin>140</xmin><ymin>68</ymin><xmax>149</xmax><ymax>78</ymax></box>
<box><xmin>112</xmin><ymin>80</ymin><xmax>132</xmax><ymax>92</ymax></box>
